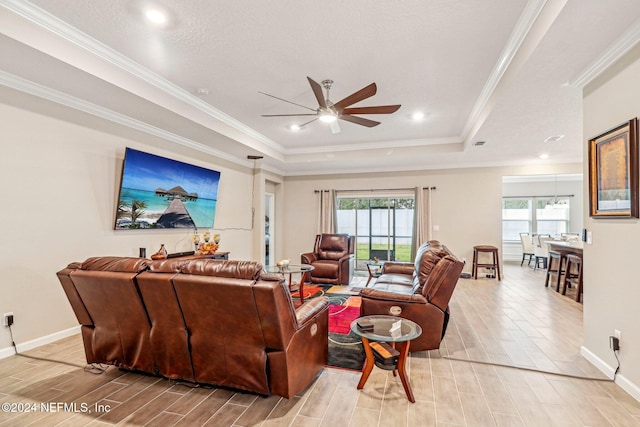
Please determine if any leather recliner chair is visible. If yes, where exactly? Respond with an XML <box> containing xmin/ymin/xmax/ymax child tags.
<box><xmin>301</xmin><ymin>233</ymin><xmax>355</xmax><ymax>285</ymax></box>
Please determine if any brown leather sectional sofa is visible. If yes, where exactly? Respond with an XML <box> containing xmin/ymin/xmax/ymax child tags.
<box><xmin>57</xmin><ymin>256</ymin><xmax>329</xmax><ymax>398</ymax></box>
<box><xmin>359</xmin><ymin>240</ymin><xmax>464</xmax><ymax>352</ymax></box>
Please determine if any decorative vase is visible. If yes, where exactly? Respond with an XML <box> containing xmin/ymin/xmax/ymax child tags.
<box><xmin>151</xmin><ymin>243</ymin><xmax>168</xmax><ymax>260</ymax></box>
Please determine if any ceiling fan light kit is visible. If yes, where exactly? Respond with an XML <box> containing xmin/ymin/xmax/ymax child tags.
<box><xmin>261</xmin><ymin>76</ymin><xmax>401</xmax><ymax>133</ymax></box>
<box><xmin>319</xmin><ymin>113</ymin><xmax>338</xmax><ymax>123</ymax></box>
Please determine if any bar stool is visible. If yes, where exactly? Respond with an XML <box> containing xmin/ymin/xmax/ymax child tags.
<box><xmin>472</xmin><ymin>245</ymin><xmax>501</xmax><ymax>280</ymax></box>
<box><xmin>562</xmin><ymin>253</ymin><xmax>583</xmax><ymax>302</ymax></box>
<box><xmin>545</xmin><ymin>249</ymin><xmax>570</xmax><ymax>291</ymax></box>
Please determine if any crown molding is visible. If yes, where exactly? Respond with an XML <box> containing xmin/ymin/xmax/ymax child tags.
<box><xmin>281</xmin><ymin>155</ymin><xmax>583</xmax><ymax>177</ymax></box>
<box><xmin>284</xmin><ymin>136</ymin><xmax>461</xmax><ymax>155</ymax></box>
<box><xmin>460</xmin><ymin>0</ymin><xmax>550</xmax><ymax>145</ymax></box>
<box><xmin>0</xmin><ymin>0</ymin><xmax>284</xmax><ymax>154</ymax></box>
<box><xmin>1</xmin><ymin>70</ymin><xmax>580</xmax><ymax>178</ymax></box>
<box><xmin>0</xmin><ymin>71</ymin><xmax>264</xmax><ymax>168</ymax></box>
<box><xmin>568</xmin><ymin>21</ymin><xmax>640</xmax><ymax>88</ymax></box>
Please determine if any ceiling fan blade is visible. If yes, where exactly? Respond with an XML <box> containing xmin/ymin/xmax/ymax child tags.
<box><xmin>258</xmin><ymin>91</ymin><xmax>317</xmax><ymax>112</ymax></box>
<box><xmin>333</xmin><ymin>83</ymin><xmax>377</xmax><ymax>110</ymax></box>
<box><xmin>330</xmin><ymin>120</ymin><xmax>341</xmax><ymax>134</ymax></box>
<box><xmin>342</xmin><ymin>105</ymin><xmax>401</xmax><ymax>115</ymax></box>
<box><xmin>339</xmin><ymin>114</ymin><xmax>380</xmax><ymax>127</ymax></box>
<box><xmin>261</xmin><ymin>114</ymin><xmax>316</xmax><ymax>117</ymax></box>
<box><xmin>307</xmin><ymin>77</ymin><xmax>327</xmax><ymax>109</ymax></box>
<box><xmin>298</xmin><ymin>118</ymin><xmax>318</xmax><ymax>128</ymax></box>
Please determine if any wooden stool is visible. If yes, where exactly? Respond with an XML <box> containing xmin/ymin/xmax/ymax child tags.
<box><xmin>562</xmin><ymin>253</ymin><xmax>583</xmax><ymax>302</ymax></box>
<box><xmin>472</xmin><ymin>245</ymin><xmax>501</xmax><ymax>280</ymax></box>
<box><xmin>545</xmin><ymin>249</ymin><xmax>570</xmax><ymax>291</ymax></box>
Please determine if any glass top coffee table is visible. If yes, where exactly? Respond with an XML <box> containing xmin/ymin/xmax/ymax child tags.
<box><xmin>350</xmin><ymin>315</ymin><xmax>422</xmax><ymax>402</ymax></box>
<box><xmin>264</xmin><ymin>264</ymin><xmax>314</xmax><ymax>303</ymax></box>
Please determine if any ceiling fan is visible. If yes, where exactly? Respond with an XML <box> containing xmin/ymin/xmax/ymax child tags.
<box><xmin>260</xmin><ymin>77</ymin><xmax>401</xmax><ymax>134</ymax></box>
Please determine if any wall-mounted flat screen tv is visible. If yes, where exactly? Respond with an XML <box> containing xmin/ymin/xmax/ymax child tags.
<box><xmin>115</xmin><ymin>148</ymin><xmax>221</xmax><ymax>229</ymax></box>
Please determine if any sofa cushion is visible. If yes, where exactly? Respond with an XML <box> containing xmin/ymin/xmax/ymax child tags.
<box><xmin>415</xmin><ymin>241</ymin><xmax>450</xmax><ymax>291</ymax></box>
<box><xmin>181</xmin><ymin>260</ymin><xmax>263</xmax><ymax>280</ymax></box>
<box><xmin>422</xmin><ymin>255</ymin><xmax>464</xmax><ymax>311</ymax></box>
<box><xmin>81</xmin><ymin>256</ymin><xmax>149</xmax><ymax>273</ymax></box>
<box><xmin>368</xmin><ymin>273</ymin><xmax>414</xmax><ymax>295</ymax></box>
<box><xmin>309</xmin><ymin>259</ymin><xmax>340</xmax><ymax>278</ymax></box>
<box><xmin>317</xmin><ymin>234</ymin><xmax>348</xmax><ymax>260</ymax></box>
<box><xmin>372</xmin><ymin>273</ymin><xmax>414</xmax><ymax>288</ymax></box>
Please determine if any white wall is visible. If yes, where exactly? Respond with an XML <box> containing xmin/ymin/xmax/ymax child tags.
<box><xmin>582</xmin><ymin>44</ymin><xmax>640</xmax><ymax>397</ymax></box>
<box><xmin>0</xmin><ymin>101</ymin><xmax>257</xmax><ymax>351</ymax></box>
<box><xmin>283</xmin><ymin>164</ymin><xmax>582</xmax><ymax>273</ymax></box>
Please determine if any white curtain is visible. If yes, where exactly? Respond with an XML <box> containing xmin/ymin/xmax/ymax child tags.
<box><xmin>412</xmin><ymin>187</ymin><xmax>432</xmax><ymax>258</ymax></box>
<box><xmin>317</xmin><ymin>190</ymin><xmax>336</xmax><ymax>234</ymax></box>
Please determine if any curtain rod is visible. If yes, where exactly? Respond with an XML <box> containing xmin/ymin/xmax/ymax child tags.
<box><xmin>314</xmin><ymin>186</ymin><xmax>436</xmax><ymax>193</ymax></box>
<box><xmin>503</xmin><ymin>194</ymin><xmax>574</xmax><ymax>198</ymax></box>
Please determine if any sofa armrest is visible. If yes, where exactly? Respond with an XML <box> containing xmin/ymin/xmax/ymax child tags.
<box><xmin>381</xmin><ymin>262</ymin><xmax>414</xmax><ymax>275</ymax></box>
<box><xmin>338</xmin><ymin>253</ymin><xmax>354</xmax><ymax>262</ymax></box>
<box><xmin>301</xmin><ymin>252</ymin><xmax>318</xmax><ymax>264</ymax></box>
<box><xmin>337</xmin><ymin>254</ymin><xmax>353</xmax><ymax>271</ymax></box>
<box><xmin>295</xmin><ymin>296</ymin><xmax>329</xmax><ymax>327</ymax></box>
<box><xmin>360</xmin><ymin>288</ymin><xmax>427</xmax><ymax>304</ymax></box>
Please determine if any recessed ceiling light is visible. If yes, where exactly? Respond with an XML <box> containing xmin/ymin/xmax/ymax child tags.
<box><xmin>145</xmin><ymin>8</ymin><xmax>168</xmax><ymax>25</ymax></box>
<box><xmin>289</xmin><ymin>124</ymin><xmax>300</xmax><ymax>131</ymax></box>
<box><xmin>411</xmin><ymin>112</ymin><xmax>425</xmax><ymax>121</ymax></box>
<box><xmin>544</xmin><ymin>135</ymin><xmax>564</xmax><ymax>143</ymax></box>
<box><xmin>539</xmin><ymin>153</ymin><xmax>549</xmax><ymax>159</ymax></box>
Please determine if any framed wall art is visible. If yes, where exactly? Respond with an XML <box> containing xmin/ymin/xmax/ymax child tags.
<box><xmin>588</xmin><ymin>118</ymin><xmax>639</xmax><ymax>218</ymax></box>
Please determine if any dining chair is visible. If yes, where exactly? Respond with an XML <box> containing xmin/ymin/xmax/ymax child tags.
<box><xmin>519</xmin><ymin>233</ymin><xmax>535</xmax><ymax>267</ymax></box>
<box><xmin>533</xmin><ymin>235</ymin><xmax>551</xmax><ymax>271</ymax></box>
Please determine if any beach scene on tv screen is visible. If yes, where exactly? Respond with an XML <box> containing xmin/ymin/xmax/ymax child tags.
<box><xmin>115</xmin><ymin>148</ymin><xmax>220</xmax><ymax>229</ymax></box>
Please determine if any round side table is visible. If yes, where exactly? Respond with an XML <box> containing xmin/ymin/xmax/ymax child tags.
<box><xmin>350</xmin><ymin>315</ymin><xmax>422</xmax><ymax>402</ymax></box>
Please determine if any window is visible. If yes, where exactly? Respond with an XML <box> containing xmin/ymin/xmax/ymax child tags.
<box><xmin>502</xmin><ymin>197</ymin><xmax>570</xmax><ymax>241</ymax></box>
<box><xmin>535</xmin><ymin>198</ymin><xmax>570</xmax><ymax>236</ymax></box>
<box><xmin>336</xmin><ymin>196</ymin><xmax>415</xmax><ymax>266</ymax></box>
<box><xmin>502</xmin><ymin>199</ymin><xmax>532</xmax><ymax>241</ymax></box>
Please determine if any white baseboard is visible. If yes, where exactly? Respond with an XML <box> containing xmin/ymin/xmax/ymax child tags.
<box><xmin>0</xmin><ymin>325</ymin><xmax>80</xmax><ymax>360</ymax></box>
<box><xmin>581</xmin><ymin>345</ymin><xmax>640</xmax><ymax>402</ymax></box>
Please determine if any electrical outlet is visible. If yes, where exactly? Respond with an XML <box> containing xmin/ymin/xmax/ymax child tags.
<box><xmin>615</xmin><ymin>329</ymin><xmax>621</xmax><ymax>340</ymax></box>
<box><xmin>3</xmin><ymin>312</ymin><xmax>13</xmax><ymax>327</ymax></box>
<box><xmin>610</xmin><ymin>336</ymin><xmax>620</xmax><ymax>351</ymax></box>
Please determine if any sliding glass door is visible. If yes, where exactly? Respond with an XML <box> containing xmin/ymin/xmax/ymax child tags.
<box><xmin>336</xmin><ymin>195</ymin><xmax>414</xmax><ymax>269</ymax></box>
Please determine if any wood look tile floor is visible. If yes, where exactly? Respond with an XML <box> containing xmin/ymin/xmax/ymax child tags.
<box><xmin>2</xmin><ymin>262</ymin><xmax>640</xmax><ymax>426</ymax></box>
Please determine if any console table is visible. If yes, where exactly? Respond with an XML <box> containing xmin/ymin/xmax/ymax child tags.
<box><xmin>164</xmin><ymin>251</ymin><xmax>229</xmax><ymax>260</ymax></box>
<box><xmin>200</xmin><ymin>251</ymin><xmax>229</xmax><ymax>260</ymax></box>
